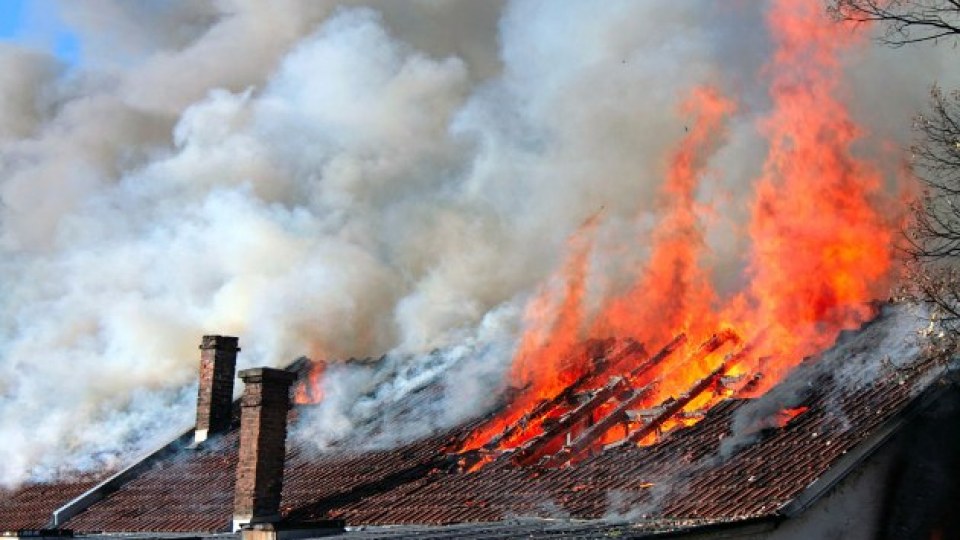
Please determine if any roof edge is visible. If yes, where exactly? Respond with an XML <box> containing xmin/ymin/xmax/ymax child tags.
<box><xmin>345</xmin><ymin>516</ymin><xmax>783</xmax><ymax>539</ymax></box>
<box><xmin>48</xmin><ymin>427</ymin><xmax>195</xmax><ymax>528</ymax></box>
<box><xmin>640</xmin><ymin>515</ymin><xmax>780</xmax><ymax>538</ymax></box>
<box><xmin>777</xmin><ymin>363</ymin><xmax>955</xmax><ymax>518</ymax></box>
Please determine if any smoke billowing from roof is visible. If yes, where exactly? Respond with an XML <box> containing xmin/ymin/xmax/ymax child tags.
<box><xmin>0</xmin><ymin>1</ymin><xmax>956</xmax><ymax>486</ymax></box>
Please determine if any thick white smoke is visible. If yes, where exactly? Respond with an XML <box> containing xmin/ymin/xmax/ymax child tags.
<box><xmin>0</xmin><ymin>1</ymin><xmax>957</xmax><ymax>486</ymax></box>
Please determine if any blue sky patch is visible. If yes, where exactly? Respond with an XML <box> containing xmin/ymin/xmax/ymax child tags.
<box><xmin>0</xmin><ymin>0</ymin><xmax>81</xmax><ymax>64</ymax></box>
<box><xmin>0</xmin><ymin>0</ymin><xmax>26</xmax><ymax>39</ymax></box>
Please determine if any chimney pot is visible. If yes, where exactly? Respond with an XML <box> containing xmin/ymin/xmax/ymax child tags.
<box><xmin>195</xmin><ymin>335</ymin><xmax>240</xmax><ymax>444</ymax></box>
<box><xmin>233</xmin><ymin>366</ymin><xmax>296</xmax><ymax>530</ymax></box>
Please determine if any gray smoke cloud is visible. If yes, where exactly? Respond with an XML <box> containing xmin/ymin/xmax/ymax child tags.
<box><xmin>0</xmin><ymin>0</ymin><xmax>956</xmax><ymax>486</ymax></box>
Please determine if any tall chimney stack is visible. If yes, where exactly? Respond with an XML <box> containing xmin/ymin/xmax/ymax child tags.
<box><xmin>233</xmin><ymin>367</ymin><xmax>296</xmax><ymax>531</ymax></box>
<box><xmin>195</xmin><ymin>335</ymin><xmax>240</xmax><ymax>444</ymax></box>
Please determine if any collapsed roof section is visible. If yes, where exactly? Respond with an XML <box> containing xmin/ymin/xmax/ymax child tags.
<box><xmin>0</xmin><ymin>303</ymin><xmax>953</xmax><ymax>535</ymax></box>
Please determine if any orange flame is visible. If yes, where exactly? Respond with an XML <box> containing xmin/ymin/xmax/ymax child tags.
<box><xmin>773</xmin><ymin>406</ymin><xmax>809</xmax><ymax>428</ymax></box>
<box><xmin>726</xmin><ymin>0</ymin><xmax>893</xmax><ymax>394</ymax></box>
<box><xmin>293</xmin><ymin>360</ymin><xmax>326</xmax><ymax>405</ymax></box>
<box><xmin>510</xmin><ymin>213</ymin><xmax>600</xmax><ymax>400</ymax></box>
<box><xmin>460</xmin><ymin>0</ymin><xmax>898</xmax><ymax>466</ymax></box>
<box><xmin>592</xmin><ymin>85</ymin><xmax>737</xmax><ymax>412</ymax></box>
<box><xmin>460</xmin><ymin>215</ymin><xmax>598</xmax><ymax>451</ymax></box>
<box><xmin>593</xmin><ymin>85</ymin><xmax>734</xmax><ymax>349</ymax></box>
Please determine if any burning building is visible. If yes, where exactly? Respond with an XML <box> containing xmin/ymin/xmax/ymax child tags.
<box><xmin>0</xmin><ymin>304</ymin><xmax>958</xmax><ymax>539</ymax></box>
<box><xmin>1</xmin><ymin>0</ymin><xmax>959</xmax><ymax>538</ymax></box>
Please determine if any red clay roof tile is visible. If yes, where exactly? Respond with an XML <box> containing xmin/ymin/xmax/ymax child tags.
<box><xmin>5</xmin><ymin>306</ymin><xmax>949</xmax><ymax>533</ymax></box>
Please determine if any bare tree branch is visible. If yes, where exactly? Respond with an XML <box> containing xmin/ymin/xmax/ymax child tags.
<box><xmin>830</xmin><ymin>2</ymin><xmax>960</xmax><ymax>332</ymax></box>
<box><xmin>829</xmin><ymin>0</ymin><xmax>960</xmax><ymax>46</ymax></box>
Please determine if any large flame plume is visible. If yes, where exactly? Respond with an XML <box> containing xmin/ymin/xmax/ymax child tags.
<box><xmin>459</xmin><ymin>0</ymin><xmax>899</xmax><ymax>465</ymax></box>
<box><xmin>0</xmin><ymin>0</ymin><xmax>954</xmax><ymax>486</ymax></box>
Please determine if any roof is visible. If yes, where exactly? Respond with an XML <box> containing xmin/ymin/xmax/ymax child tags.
<box><xmin>0</xmin><ymin>477</ymin><xmax>104</xmax><ymax>530</ymax></box>
<box><xmin>329</xmin><ymin>515</ymin><xmax>778</xmax><ymax>539</ymax></box>
<box><xmin>52</xmin><ymin>516</ymin><xmax>777</xmax><ymax>540</ymax></box>
<box><xmin>2</xmin><ymin>303</ymin><xmax>953</xmax><ymax>534</ymax></box>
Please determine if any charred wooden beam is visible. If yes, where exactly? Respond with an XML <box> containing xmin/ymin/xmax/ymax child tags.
<box><xmin>624</xmin><ymin>333</ymin><xmax>688</xmax><ymax>386</ymax></box>
<box><xmin>686</xmin><ymin>329</ymin><xmax>739</xmax><ymax>367</ymax></box>
<box><xmin>544</xmin><ymin>383</ymin><xmax>658</xmax><ymax>467</ymax></box>
<box><xmin>510</xmin><ymin>332</ymin><xmax>690</xmax><ymax>467</ymax></box>
<box><xmin>481</xmin><ymin>340</ymin><xmax>645</xmax><ymax>451</ymax></box>
<box><xmin>715</xmin><ymin>337</ymin><xmax>766</xmax><ymax>397</ymax></box>
<box><xmin>511</xmin><ymin>376</ymin><xmax>630</xmax><ymax>466</ymax></box>
<box><xmin>578</xmin><ymin>338</ymin><xmax>647</xmax><ymax>388</ymax></box>
<box><xmin>537</xmin><ymin>333</ymin><xmax>690</xmax><ymax>466</ymax></box>
<box><xmin>480</xmin><ymin>398</ymin><xmax>551</xmax><ymax>451</ymax></box>
<box><xmin>572</xmin><ymin>333</ymin><xmax>747</xmax><ymax>460</ymax></box>
<box><xmin>548</xmin><ymin>332</ymin><xmax>746</xmax><ymax>466</ymax></box>
<box><xmin>626</xmin><ymin>360</ymin><xmax>730</xmax><ymax>445</ymax></box>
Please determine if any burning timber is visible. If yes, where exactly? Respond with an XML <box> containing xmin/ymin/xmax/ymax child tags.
<box><xmin>0</xmin><ymin>303</ymin><xmax>959</xmax><ymax>540</ymax></box>
<box><xmin>456</xmin><ymin>330</ymin><xmax>744</xmax><ymax>471</ymax></box>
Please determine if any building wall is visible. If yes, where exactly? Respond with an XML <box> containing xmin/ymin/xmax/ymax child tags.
<box><xmin>684</xmin><ymin>386</ymin><xmax>960</xmax><ymax>540</ymax></box>
<box><xmin>675</xmin><ymin>443</ymin><xmax>897</xmax><ymax>540</ymax></box>
<box><xmin>767</xmin><ymin>436</ymin><xmax>898</xmax><ymax>540</ymax></box>
<box><xmin>874</xmin><ymin>386</ymin><xmax>960</xmax><ymax>540</ymax></box>
<box><xmin>775</xmin><ymin>387</ymin><xmax>960</xmax><ymax>540</ymax></box>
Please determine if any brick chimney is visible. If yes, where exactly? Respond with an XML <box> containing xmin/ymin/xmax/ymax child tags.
<box><xmin>195</xmin><ymin>335</ymin><xmax>240</xmax><ymax>444</ymax></box>
<box><xmin>233</xmin><ymin>367</ymin><xmax>296</xmax><ymax>531</ymax></box>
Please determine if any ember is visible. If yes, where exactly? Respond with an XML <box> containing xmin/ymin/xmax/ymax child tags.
<box><xmin>773</xmin><ymin>407</ymin><xmax>809</xmax><ymax>428</ymax></box>
<box><xmin>458</xmin><ymin>0</ymin><xmax>897</xmax><ymax>470</ymax></box>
